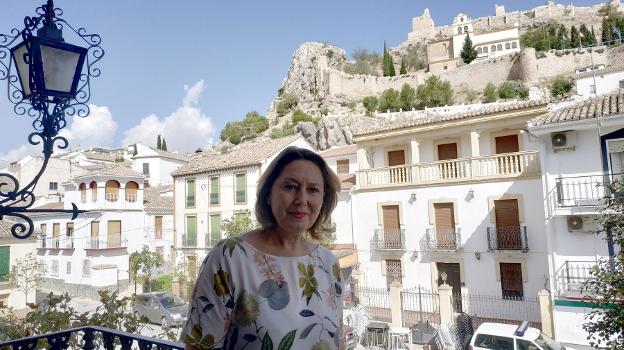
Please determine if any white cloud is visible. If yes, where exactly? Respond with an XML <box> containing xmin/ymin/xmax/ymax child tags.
<box><xmin>0</xmin><ymin>144</ymin><xmax>40</xmax><ymax>168</ymax></box>
<box><xmin>60</xmin><ymin>104</ymin><xmax>118</xmax><ymax>149</ymax></box>
<box><xmin>122</xmin><ymin>80</ymin><xmax>214</xmax><ymax>153</ymax></box>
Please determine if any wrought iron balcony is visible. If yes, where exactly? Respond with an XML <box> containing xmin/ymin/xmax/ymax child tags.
<box><xmin>556</xmin><ymin>260</ymin><xmax>596</xmax><ymax>294</ymax></box>
<box><xmin>370</xmin><ymin>228</ymin><xmax>405</xmax><ymax>250</ymax></box>
<box><xmin>358</xmin><ymin>151</ymin><xmax>540</xmax><ymax>189</ymax></box>
<box><xmin>0</xmin><ymin>325</ymin><xmax>183</xmax><ymax>349</ymax></box>
<box><xmin>105</xmin><ymin>193</ymin><xmax>118</xmax><ymax>202</ymax></box>
<box><xmin>38</xmin><ymin>237</ymin><xmax>74</xmax><ymax>249</ymax></box>
<box><xmin>422</xmin><ymin>228</ymin><xmax>461</xmax><ymax>251</ymax></box>
<box><xmin>125</xmin><ymin>193</ymin><xmax>137</xmax><ymax>203</ymax></box>
<box><xmin>554</xmin><ymin>173</ymin><xmax>623</xmax><ymax>208</ymax></box>
<box><xmin>486</xmin><ymin>226</ymin><xmax>528</xmax><ymax>252</ymax></box>
<box><xmin>181</xmin><ymin>234</ymin><xmax>198</xmax><ymax>247</ymax></box>
<box><xmin>86</xmin><ymin>236</ymin><xmax>127</xmax><ymax>250</ymax></box>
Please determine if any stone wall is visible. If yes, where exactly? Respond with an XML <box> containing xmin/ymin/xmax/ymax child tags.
<box><xmin>535</xmin><ymin>48</ymin><xmax>610</xmax><ymax>80</ymax></box>
<box><xmin>324</xmin><ymin>68</ymin><xmax>426</xmax><ymax>99</ymax></box>
<box><xmin>40</xmin><ymin>277</ymin><xmax>130</xmax><ymax>300</ymax></box>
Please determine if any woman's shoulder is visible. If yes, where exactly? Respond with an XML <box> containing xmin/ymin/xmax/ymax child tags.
<box><xmin>202</xmin><ymin>236</ymin><xmax>251</xmax><ymax>267</ymax></box>
<box><xmin>313</xmin><ymin>244</ymin><xmax>339</xmax><ymax>263</ymax></box>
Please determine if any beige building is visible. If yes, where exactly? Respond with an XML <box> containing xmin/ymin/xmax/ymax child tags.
<box><xmin>0</xmin><ymin>219</ymin><xmax>38</xmax><ymax>310</ymax></box>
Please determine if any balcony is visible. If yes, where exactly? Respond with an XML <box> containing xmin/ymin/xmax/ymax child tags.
<box><xmin>86</xmin><ymin>236</ymin><xmax>127</xmax><ymax>250</ymax></box>
<box><xmin>370</xmin><ymin>228</ymin><xmax>405</xmax><ymax>251</ymax></box>
<box><xmin>38</xmin><ymin>237</ymin><xmax>74</xmax><ymax>250</ymax></box>
<box><xmin>554</xmin><ymin>173</ymin><xmax>623</xmax><ymax>208</ymax></box>
<box><xmin>486</xmin><ymin>226</ymin><xmax>528</xmax><ymax>252</ymax></box>
<box><xmin>556</xmin><ymin>260</ymin><xmax>596</xmax><ymax>295</ymax></box>
<box><xmin>358</xmin><ymin>151</ymin><xmax>540</xmax><ymax>189</ymax></box>
<box><xmin>0</xmin><ymin>326</ymin><xmax>183</xmax><ymax>349</ymax></box>
<box><xmin>125</xmin><ymin>193</ymin><xmax>137</xmax><ymax>202</ymax></box>
<box><xmin>421</xmin><ymin>228</ymin><xmax>461</xmax><ymax>252</ymax></box>
<box><xmin>181</xmin><ymin>234</ymin><xmax>198</xmax><ymax>247</ymax></box>
<box><xmin>205</xmin><ymin>235</ymin><xmax>220</xmax><ymax>248</ymax></box>
<box><xmin>105</xmin><ymin>193</ymin><xmax>118</xmax><ymax>202</ymax></box>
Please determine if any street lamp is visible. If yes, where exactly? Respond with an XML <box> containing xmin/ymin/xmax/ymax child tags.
<box><xmin>0</xmin><ymin>1</ymin><xmax>103</xmax><ymax>239</ymax></box>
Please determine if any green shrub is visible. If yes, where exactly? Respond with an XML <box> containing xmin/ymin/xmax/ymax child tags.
<box><xmin>362</xmin><ymin>96</ymin><xmax>379</xmax><ymax>115</ymax></box>
<box><xmin>399</xmin><ymin>83</ymin><xmax>417</xmax><ymax>111</ymax></box>
<box><xmin>550</xmin><ymin>75</ymin><xmax>573</xmax><ymax>98</ymax></box>
<box><xmin>291</xmin><ymin>109</ymin><xmax>319</xmax><ymax>126</ymax></box>
<box><xmin>497</xmin><ymin>81</ymin><xmax>517</xmax><ymax>99</ymax></box>
<box><xmin>269</xmin><ymin>125</ymin><xmax>295</xmax><ymax>139</ymax></box>
<box><xmin>482</xmin><ymin>83</ymin><xmax>498</xmax><ymax>103</ymax></box>
<box><xmin>149</xmin><ymin>274</ymin><xmax>173</xmax><ymax>293</ymax></box>
<box><xmin>402</xmin><ymin>44</ymin><xmax>427</xmax><ymax>71</ymax></box>
<box><xmin>276</xmin><ymin>92</ymin><xmax>299</xmax><ymax>116</ymax></box>
<box><xmin>379</xmin><ymin>88</ymin><xmax>401</xmax><ymax>112</ymax></box>
<box><xmin>346</xmin><ymin>101</ymin><xmax>357</xmax><ymax>111</ymax></box>
<box><xmin>219</xmin><ymin>111</ymin><xmax>269</xmax><ymax>145</ymax></box>
<box><xmin>416</xmin><ymin>75</ymin><xmax>454</xmax><ymax>108</ymax></box>
<box><xmin>342</xmin><ymin>48</ymin><xmax>381</xmax><ymax>76</ymax></box>
<box><xmin>518</xmin><ymin>86</ymin><xmax>529</xmax><ymax>100</ymax></box>
<box><xmin>320</xmin><ymin>106</ymin><xmax>329</xmax><ymax>116</ymax></box>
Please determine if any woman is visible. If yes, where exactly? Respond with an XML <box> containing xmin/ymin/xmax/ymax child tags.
<box><xmin>181</xmin><ymin>146</ymin><xmax>344</xmax><ymax>350</ymax></box>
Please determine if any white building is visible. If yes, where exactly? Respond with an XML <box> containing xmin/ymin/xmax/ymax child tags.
<box><xmin>171</xmin><ymin>135</ymin><xmax>313</xmax><ymax>279</ymax></box>
<box><xmin>351</xmin><ymin>100</ymin><xmax>550</xmax><ymax>303</ymax></box>
<box><xmin>131</xmin><ymin>145</ymin><xmax>190</xmax><ymax>187</ymax></box>
<box><xmin>527</xmin><ymin>90</ymin><xmax>624</xmax><ymax>346</ymax></box>
<box><xmin>575</xmin><ymin>65</ymin><xmax>624</xmax><ymax>98</ymax></box>
<box><xmin>0</xmin><ymin>219</ymin><xmax>38</xmax><ymax>310</ymax></box>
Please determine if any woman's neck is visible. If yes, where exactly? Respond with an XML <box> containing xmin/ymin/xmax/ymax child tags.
<box><xmin>245</xmin><ymin>227</ymin><xmax>311</xmax><ymax>257</ymax></box>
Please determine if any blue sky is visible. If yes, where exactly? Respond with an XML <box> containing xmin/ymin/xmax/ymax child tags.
<box><xmin>0</xmin><ymin>0</ymin><xmax>601</xmax><ymax>163</ymax></box>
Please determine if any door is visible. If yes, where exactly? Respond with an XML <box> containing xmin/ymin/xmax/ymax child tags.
<box><xmin>434</xmin><ymin>203</ymin><xmax>456</xmax><ymax>250</ymax></box>
<box><xmin>155</xmin><ymin>216</ymin><xmax>163</xmax><ymax>240</ymax></box>
<box><xmin>494</xmin><ymin>199</ymin><xmax>521</xmax><ymax>250</ymax></box>
<box><xmin>107</xmin><ymin>220</ymin><xmax>122</xmax><ymax>248</ymax></box>
<box><xmin>495</xmin><ymin>135</ymin><xmax>520</xmax><ymax>174</ymax></box>
<box><xmin>91</xmin><ymin>222</ymin><xmax>99</xmax><ymax>248</ymax></box>
<box><xmin>437</xmin><ymin>262</ymin><xmax>462</xmax><ymax>310</ymax></box>
<box><xmin>500</xmin><ymin>263</ymin><xmax>524</xmax><ymax>299</ymax></box>
<box><xmin>437</xmin><ymin>143</ymin><xmax>458</xmax><ymax>179</ymax></box>
<box><xmin>388</xmin><ymin>150</ymin><xmax>406</xmax><ymax>184</ymax></box>
<box><xmin>382</xmin><ymin>205</ymin><xmax>401</xmax><ymax>248</ymax></box>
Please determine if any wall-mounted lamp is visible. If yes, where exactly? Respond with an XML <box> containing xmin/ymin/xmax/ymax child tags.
<box><xmin>474</xmin><ymin>251</ymin><xmax>481</xmax><ymax>260</ymax></box>
<box><xmin>409</xmin><ymin>192</ymin><xmax>417</xmax><ymax>202</ymax></box>
<box><xmin>466</xmin><ymin>188</ymin><xmax>475</xmax><ymax>201</ymax></box>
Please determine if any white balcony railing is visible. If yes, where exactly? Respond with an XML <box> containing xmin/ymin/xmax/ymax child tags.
<box><xmin>86</xmin><ymin>236</ymin><xmax>127</xmax><ymax>249</ymax></box>
<box><xmin>125</xmin><ymin>193</ymin><xmax>137</xmax><ymax>203</ymax></box>
<box><xmin>39</xmin><ymin>237</ymin><xmax>74</xmax><ymax>249</ymax></box>
<box><xmin>105</xmin><ymin>193</ymin><xmax>119</xmax><ymax>202</ymax></box>
<box><xmin>358</xmin><ymin>151</ymin><xmax>540</xmax><ymax>188</ymax></box>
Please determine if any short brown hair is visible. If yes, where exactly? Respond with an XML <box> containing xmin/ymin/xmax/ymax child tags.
<box><xmin>255</xmin><ymin>146</ymin><xmax>341</xmax><ymax>239</ymax></box>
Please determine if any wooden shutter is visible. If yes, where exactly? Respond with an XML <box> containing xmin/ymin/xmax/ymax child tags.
<box><xmin>434</xmin><ymin>203</ymin><xmax>456</xmax><ymax>249</ymax></box>
<box><xmin>388</xmin><ymin>150</ymin><xmax>406</xmax><ymax>166</ymax></box>
<box><xmin>53</xmin><ymin>223</ymin><xmax>60</xmax><ymax>238</ymax></box>
<box><xmin>40</xmin><ymin>224</ymin><xmax>47</xmax><ymax>235</ymax></box>
<box><xmin>155</xmin><ymin>216</ymin><xmax>163</xmax><ymax>239</ymax></box>
<box><xmin>500</xmin><ymin>263</ymin><xmax>523</xmax><ymax>299</ymax></box>
<box><xmin>437</xmin><ymin>143</ymin><xmax>458</xmax><ymax>160</ymax></box>
<box><xmin>186</xmin><ymin>179</ymin><xmax>196</xmax><ymax>207</ymax></box>
<box><xmin>186</xmin><ymin>216</ymin><xmax>197</xmax><ymax>242</ymax></box>
<box><xmin>0</xmin><ymin>247</ymin><xmax>9</xmax><ymax>282</ymax></box>
<box><xmin>494</xmin><ymin>199</ymin><xmax>521</xmax><ymax>249</ymax></box>
<box><xmin>91</xmin><ymin>222</ymin><xmax>99</xmax><ymax>238</ymax></box>
<box><xmin>495</xmin><ymin>135</ymin><xmax>519</xmax><ymax>154</ymax></box>
<box><xmin>210</xmin><ymin>215</ymin><xmax>221</xmax><ymax>245</ymax></box>
<box><xmin>382</xmin><ymin>205</ymin><xmax>400</xmax><ymax>229</ymax></box>
<box><xmin>337</xmin><ymin>159</ymin><xmax>350</xmax><ymax>174</ymax></box>
<box><xmin>210</xmin><ymin>177</ymin><xmax>219</xmax><ymax>204</ymax></box>
<box><xmin>235</xmin><ymin>173</ymin><xmax>246</xmax><ymax>203</ymax></box>
<box><xmin>107</xmin><ymin>220</ymin><xmax>121</xmax><ymax>247</ymax></box>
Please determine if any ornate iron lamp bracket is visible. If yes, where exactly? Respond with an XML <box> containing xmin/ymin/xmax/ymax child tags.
<box><xmin>0</xmin><ymin>1</ymin><xmax>103</xmax><ymax>239</ymax></box>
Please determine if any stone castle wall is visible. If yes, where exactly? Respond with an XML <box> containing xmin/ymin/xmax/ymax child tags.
<box><xmin>324</xmin><ymin>68</ymin><xmax>427</xmax><ymax>99</ymax></box>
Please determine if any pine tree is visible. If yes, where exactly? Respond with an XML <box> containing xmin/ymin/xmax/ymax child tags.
<box><xmin>570</xmin><ymin>25</ymin><xmax>580</xmax><ymax>48</ymax></box>
<box><xmin>156</xmin><ymin>134</ymin><xmax>162</xmax><ymax>150</ymax></box>
<box><xmin>460</xmin><ymin>33</ymin><xmax>478</xmax><ymax>64</ymax></box>
<box><xmin>399</xmin><ymin>59</ymin><xmax>407</xmax><ymax>75</ymax></box>
<box><xmin>162</xmin><ymin>138</ymin><xmax>167</xmax><ymax>151</ymax></box>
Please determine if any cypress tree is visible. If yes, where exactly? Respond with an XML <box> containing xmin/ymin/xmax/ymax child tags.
<box><xmin>388</xmin><ymin>53</ymin><xmax>396</xmax><ymax>77</ymax></box>
<box><xmin>383</xmin><ymin>41</ymin><xmax>389</xmax><ymax>76</ymax></box>
<box><xmin>460</xmin><ymin>33</ymin><xmax>478</xmax><ymax>64</ymax></box>
<box><xmin>156</xmin><ymin>134</ymin><xmax>162</xmax><ymax>150</ymax></box>
<box><xmin>557</xmin><ymin>24</ymin><xmax>569</xmax><ymax>50</ymax></box>
<box><xmin>162</xmin><ymin>138</ymin><xmax>167</xmax><ymax>151</ymax></box>
<box><xmin>570</xmin><ymin>25</ymin><xmax>580</xmax><ymax>48</ymax></box>
<box><xmin>399</xmin><ymin>59</ymin><xmax>407</xmax><ymax>75</ymax></box>
<box><xmin>602</xmin><ymin>18</ymin><xmax>612</xmax><ymax>45</ymax></box>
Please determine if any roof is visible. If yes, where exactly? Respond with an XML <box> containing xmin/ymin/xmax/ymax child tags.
<box><xmin>474</xmin><ymin>322</ymin><xmax>540</xmax><ymax>341</ymax></box>
<box><xmin>320</xmin><ymin>144</ymin><xmax>357</xmax><ymax>158</ymax></box>
<box><xmin>355</xmin><ymin>99</ymin><xmax>547</xmax><ymax>137</ymax></box>
<box><xmin>144</xmin><ymin>185</ymin><xmax>174</xmax><ymax>213</ymax></box>
<box><xmin>338</xmin><ymin>173</ymin><xmax>356</xmax><ymax>191</ymax></box>
<box><xmin>83</xmin><ymin>151</ymin><xmax>118</xmax><ymax>162</ymax></box>
<box><xmin>76</xmin><ymin>165</ymin><xmax>144</xmax><ymax>179</ymax></box>
<box><xmin>576</xmin><ymin>65</ymin><xmax>624</xmax><ymax>80</ymax></box>
<box><xmin>135</xmin><ymin>148</ymin><xmax>190</xmax><ymax>162</ymax></box>
<box><xmin>527</xmin><ymin>90</ymin><xmax>624</xmax><ymax>128</ymax></box>
<box><xmin>0</xmin><ymin>217</ymin><xmax>39</xmax><ymax>239</ymax></box>
<box><xmin>171</xmin><ymin>135</ymin><xmax>301</xmax><ymax>177</ymax></box>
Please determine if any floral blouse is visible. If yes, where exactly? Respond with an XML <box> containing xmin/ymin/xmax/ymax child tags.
<box><xmin>181</xmin><ymin>237</ymin><xmax>344</xmax><ymax>350</ymax></box>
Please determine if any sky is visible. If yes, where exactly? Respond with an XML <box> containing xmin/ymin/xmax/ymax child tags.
<box><xmin>0</xmin><ymin>0</ymin><xmax>602</xmax><ymax>165</ymax></box>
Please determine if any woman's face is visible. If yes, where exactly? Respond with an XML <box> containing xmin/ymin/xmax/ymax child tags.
<box><xmin>268</xmin><ymin>159</ymin><xmax>325</xmax><ymax>236</ymax></box>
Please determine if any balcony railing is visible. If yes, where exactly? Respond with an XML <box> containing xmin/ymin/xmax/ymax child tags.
<box><xmin>86</xmin><ymin>236</ymin><xmax>127</xmax><ymax>249</ymax></box>
<box><xmin>125</xmin><ymin>193</ymin><xmax>137</xmax><ymax>202</ymax></box>
<box><xmin>487</xmin><ymin>226</ymin><xmax>528</xmax><ymax>252</ymax></box>
<box><xmin>205</xmin><ymin>234</ymin><xmax>220</xmax><ymax>248</ymax></box>
<box><xmin>181</xmin><ymin>234</ymin><xmax>198</xmax><ymax>247</ymax></box>
<box><xmin>555</xmin><ymin>173</ymin><xmax>624</xmax><ymax>208</ymax></box>
<box><xmin>39</xmin><ymin>237</ymin><xmax>74</xmax><ymax>249</ymax></box>
<box><xmin>371</xmin><ymin>228</ymin><xmax>405</xmax><ymax>250</ymax></box>
<box><xmin>422</xmin><ymin>228</ymin><xmax>461</xmax><ymax>251</ymax></box>
<box><xmin>105</xmin><ymin>192</ymin><xmax>118</xmax><ymax>202</ymax></box>
<box><xmin>358</xmin><ymin>151</ymin><xmax>540</xmax><ymax>188</ymax></box>
<box><xmin>0</xmin><ymin>326</ymin><xmax>183</xmax><ymax>350</ymax></box>
<box><xmin>557</xmin><ymin>260</ymin><xmax>596</xmax><ymax>294</ymax></box>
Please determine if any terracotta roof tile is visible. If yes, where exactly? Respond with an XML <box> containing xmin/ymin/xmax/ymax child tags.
<box><xmin>76</xmin><ymin>165</ymin><xmax>144</xmax><ymax>179</ymax></box>
<box><xmin>575</xmin><ymin>65</ymin><xmax>624</xmax><ymax>79</ymax></box>
<box><xmin>144</xmin><ymin>185</ymin><xmax>174</xmax><ymax>213</ymax></box>
<box><xmin>319</xmin><ymin>145</ymin><xmax>357</xmax><ymax>158</ymax></box>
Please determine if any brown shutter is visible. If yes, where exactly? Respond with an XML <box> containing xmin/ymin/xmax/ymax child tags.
<box><xmin>388</xmin><ymin>150</ymin><xmax>406</xmax><ymax>166</ymax></box>
<box><xmin>91</xmin><ymin>222</ymin><xmax>99</xmax><ymax>238</ymax></box>
<box><xmin>337</xmin><ymin>159</ymin><xmax>349</xmax><ymax>174</ymax></box>
<box><xmin>434</xmin><ymin>203</ymin><xmax>456</xmax><ymax>249</ymax></box>
<box><xmin>53</xmin><ymin>223</ymin><xmax>60</xmax><ymax>238</ymax></box>
<box><xmin>107</xmin><ymin>220</ymin><xmax>121</xmax><ymax>247</ymax></box>
<box><xmin>495</xmin><ymin>135</ymin><xmax>519</xmax><ymax>154</ymax></box>
<box><xmin>382</xmin><ymin>205</ymin><xmax>400</xmax><ymax>229</ymax></box>
<box><xmin>500</xmin><ymin>263</ymin><xmax>523</xmax><ymax>299</ymax></box>
<box><xmin>494</xmin><ymin>199</ymin><xmax>521</xmax><ymax>249</ymax></box>
<box><xmin>155</xmin><ymin>216</ymin><xmax>163</xmax><ymax>239</ymax></box>
<box><xmin>437</xmin><ymin>143</ymin><xmax>458</xmax><ymax>160</ymax></box>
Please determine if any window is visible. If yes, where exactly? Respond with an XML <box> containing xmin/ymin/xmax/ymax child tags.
<box><xmin>66</xmin><ymin>222</ymin><xmax>74</xmax><ymax>237</ymax></box>
<box><xmin>619</xmin><ymin>80</ymin><xmax>624</xmax><ymax>88</ymax></box>
<box><xmin>516</xmin><ymin>339</ymin><xmax>540</xmax><ymax>350</ymax></box>
<box><xmin>142</xmin><ymin>163</ymin><xmax>150</xmax><ymax>175</ymax></box>
<box><xmin>464</xmin><ymin>26</ymin><xmax>468</xmax><ymax>32</ymax></box>
<box><xmin>483</xmin><ymin>46</ymin><xmax>488</xmax><ymax>53</ymax></box>
<box><xmin>235</xmin><ymin>173</ymin><xmax>246</xmax><ymax>204</ymax></box>
<box><xmin>209</xmin><ymin>214</ymin><xmax>221</xmax><ymax>246</ymax></box>
<box><xmin>125</xmin><ymin>181</ymin><xmax>139</xmax><ymax>202</ymax></box>
<box><xmin>40</xmin><ymin>223</ymin><xmax>47</xmax><ymax>237</ymax></box>
<box><xmin>0</xmin><ymin>247</ymin><xmax>9</xmax><ymax>282</ymax></box>
<box><xmin>155</xmin><ymin>216</ymin><xmax>163</xmax><ymax>240</ymax></box>
<box><xmin>474</xmin><ymin>334</ymin><xmax>514</xmax><ymax>350</ymax></box>
<box><xmin>590</xmin><ymin>85</ymin><xmax>596</xmax><ymax>94</ymax></box>
<box><xmin>512</xmin><ymin>41</ymin><xmax>518</xmax><ymax>49</ymax></box>
<box><xmin>185</xmin><ymin>216</ymin><xmax>197</xmax><ymax>246</ymax></box>
<box><xmin>336</xmin><ymin>159</ymin><xmax>349</xmax><ymax>174</ymax></box>
<box><xmin>477</xmin><ymin>47</ymin><xmax>482</xmax><ymax>54</ymax></box>
<box><xmin>210</xmin><ymin>176</ymin><xmax>219</xmax><ymax>205</ymax></box>
<box><xmin>89</xmin><ymin>181</ymin><xmax>97</xmax><ymax>201</ymax></box>
<box><xmin>107</xmin><ymin>220</ymin><xmax>122</xmax><ymax>248</ymax></box>
<box><xmin>90</xmin><ymin>221</ymin><xmax>99</xmax><ymax>248</ymax></box>
<box><xmin>497</xmin><ymin>44</ymin><xmax>503</xmax><ymax>51</ymax></box>
<box><xmin>144</xmin><ymin>180</ymin><xmax>150</xmax><ymax>188</ymax></box>
<box><xmin>66</xmin><ymin>261</ymin><xmax>71</xmax><ymax>275</ymax></box>
<box><xmin>156</xmin><ymin>246</ymin><xmax>164</xmax><ymax>259</ymax></box>
<box><xmin>51</xmin><ymin>260</ymin><xmax>59</xmax><ymax>277</ymax></box>
<box><xmin>49</xmin><ymin>182</ymin><xmax>58</xmax><ymax>191</ymax></box>
<box><xmin>53</xmin><ymin>223</ymin><xmax>60</xmax><ymax>237</ymax></box>
<box><xmin>82</xmin><ymin>259</ymin><xmax>91</xmax><ymax>277</ymax></box>
<box><xmin>505</xmin><ymin>42</ymin><xmax>510</xmax><ymax>50</ymax></box>
<box><xmin>79</xmin><ymin>183</ymin><xmax>87</xmax><ymax>203</ymax></box>
<box><xmin>385</xmin><ymin>259</ymin><xmax>402</xmax><ymax>286</ymax></box>
<box><xmin>186</xmin><ymin>179</ymin><xmax>196</xmax><ymax>207</ymax></box>
<box><xmin>491</xmin><ymin>45</ymin><xmax>496</xmax><ymax>52</ymax></box>
<box><xmin>500</xmin><ymin>262</ymin><xmax>524</xmax><ymax>299</ymax></box>
<box><xmin>105</xmin><ymin>180</ymin><xmax>120</xmax><ymax>202</ymax></box>
<box><xmin>458</xmin><ymin>27</ymin><xmax>462</xmax><ymax>34</ymax></box>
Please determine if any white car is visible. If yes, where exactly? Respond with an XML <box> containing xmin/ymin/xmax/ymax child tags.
<box><xmin>470</xmin><ymin>322</ymin><xmax>578</xmax><ymax>350</ymax></box>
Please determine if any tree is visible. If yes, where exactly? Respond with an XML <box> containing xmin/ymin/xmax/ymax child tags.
<box><xmin>399</xmin><ymin>83</ymin><xmax>417</xmax><ymax>111</ymax></box>
<box><xmin>460</xmin><ymin>33</ymin><xmax>478</xmax><ymax>64</ymax></box>
<box><xmin>161</xmin><ymin>138</ymin><xmax>167</xmax><ymax>151</ymax></box>
<box><xmin>276</xmin><ymin>92</ymin><xmax>299</xmax><ymax>116</ymax></box>
<box><xmin>378</xmin><ymin>88</ymin><xmax>401</xmax><ymax>112</ymax></box>
<box><xmin>415</xmin><ymin>75</ymin><xmax>454</xmax><ymax>108</ymax></box>
<box><xmin>382</xmin><ymin>41</ymin><xmax>396</xmax><ymax>77</ymax></box>
<box><xmin>482</xmin><ymin>83</ymin><xmax>498</xmax><ymax>103</ymax></box>
<box><xmin>497</xmin><ymin>81</ymin><xmax>517</xmax><ymax>100</ymax></box>
<box><xmin>342</xmin><ymin>48</ymin><xmax>382</xmax><ymax>76</ymax></box>
<box><xmin>291</xmin><ymin>109</ymin><xmax>319</xmax><ymax>126</ymax></box>
<box><xmin>556</xmin><ymin>24</ymin><xmax>569</xmax><ymax>50</ymax></box>
<box><xmin>580</xmin><ymin>24</ymin><xmax>595</xmax><ymax>46</ymax></box>
<box><xmin>130</xmin><ymin>246</ymin><xmax>164</xmax><ymax>292</ymax></box>
<box><xmin>402</xmin><ymin>43</ymin><xmax>427</xmax><ymax>71</ymax></box>
<box><xmin>9</xmin><ymin>252</ymin><xmax>45</xmax><ymax>304</ymax></box>
<box><xmin>221</xmin><ymin>210</ymin><xmax>258</xmax><ymax>237</ymax></box>
<box><xmin>362</xmin><ymin>96</ymin><xmax>379</xmax><ymax>115</ymax></box>
<box><xmin>581</xmin><ymin>179</ymin><xmax>624</xmax><ymax>349</ymax></box>
<box><xmin>602</xmin><ymin>17</ymin><xmax>613</xmax><ymax>45</ymax></box>
<box><xmin>156</xmin><ymin>134</ymin><xmax>162</xmax><ymax>150</ymax></box>
<box><xmin>550</xmin><ymin>75</ymin><xmax>573</xmax><ymax>98</ymax></box>
<box><xmin>570</xmin><ymin>25</ymin><xmax>580</xmax><ymax>48</ymax></box>
<box><xmin>399</xmin><ymin>59</ymin><xmax>407</xmax><ymax>75</ymax></box>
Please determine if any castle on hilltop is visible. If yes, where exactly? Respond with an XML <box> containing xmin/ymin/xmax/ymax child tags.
<box><xmin>406</xmin><ymin>0</ymin><xmax>623</xmax><ymax>73</ymax></box>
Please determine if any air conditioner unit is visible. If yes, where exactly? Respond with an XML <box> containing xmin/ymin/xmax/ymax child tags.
<box><xmin>551</xmin><ymin>131</ymin><xmax>576</xmax><ymax>152</ymax></box>
<box><xmin>567</xmin><ymin>215</ymin><xmax>599</xmax><ymax>232</ymax></box>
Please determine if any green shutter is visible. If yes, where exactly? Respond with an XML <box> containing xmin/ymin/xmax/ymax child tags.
<box><xmin>210</xmin><ymin>215</ymin><xmax>221</xmax><ymax>245</ymax></box>
<box><xmin>210</xmin><ymin>177</ymin><xmax>219</xmax><ymax>205</ymax></box>
<box><xmin>0</xmin><ymin>246</ymin><xmax>10</xmax><ymax>282</ymax></box>
<box><xmin>186</xmin><ymin>179</ymin><xmax>196</xmax><ymax>207</ymax></box>
<box><xmin>235</xmin><ymin>174</ymin><xmax>246</xmax><ymax>203</ymax></box>
<box><xmin>186</xmin><ymin>216</ymin><xmax>197</xmax><ymax>245</ymax></box>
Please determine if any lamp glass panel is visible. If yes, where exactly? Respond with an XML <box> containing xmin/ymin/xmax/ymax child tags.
<box><xmin>11</xmin><ymin>42</ymin><xmax>31</xmax><ymax>97</ymax></box>
<box><xmin>40</xmin><ymin>44</ymin><xmax>80</xmax><ymax>93</ymax></box>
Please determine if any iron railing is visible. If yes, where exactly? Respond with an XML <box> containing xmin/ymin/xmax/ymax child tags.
<box><xmin>205</xmin><ymin>234</ymin><xmax>220</xmax><ymax>248</ymax></box>
<box><xmin>371</xmin><ymin>228</ymin><xmax>405</xmax><ymax>250</ymax></box>
<box><xmin>422</xmin><ymin>228</ymin><xmax>461</xmax><ymax>251</ymax></box>
<box><xmin>358</xmin><ymin>151</ymin><xmax>540</xmax><ymax>188</ymax></box>
<box><xmin>401</xmin><ymin>286</ymin><xmax>440</xmax><ymax>330</ymax></box>
<box><xmin>0</xmin><ymin>325</ymin><xmax>183</xmax><ymax>349</ymax></box>
<box><xmin>105</xmin><ymin>193</ymin><xmax>118</xmax><ymax>202</ymax></box>
<box><xmin>557</xmin><ymin>260</ymin><xmax>596</xmax><ymax>294</ymax></box>
<box><xmin>125</xmin><ymin>193</ymin><xmax>137</xmax><ymax>203</ymax></box>
<box><xmin>453</xmin><ymin>292</ymin><xmax>541</xmax><ymax>330</ymax></box>
<box><xmin>86</xmin><ymin>236</ymin><xmax>127</xmax><ymax>249</ymax></box>
<box><xmin>554</xmin><ymin>173</ymin><xmax>624</xmax><ymax>208</ymax></box>
<box><xmin>181</xmin><ymin>234</ymin><xmax>197</xmax><ymax>247</ymax></box>
<box><xmin>39</xmin><ymin>237</ymin><xmax>74</xmax><ymax>249</ymax></box>
<box><xmin>351</xmin><ymin>285</ymin><xmax>391</xmax><ymax>323</ymax></box>
<box><xmin>486</xmin><ymin>226</ymin><xmax>528</xmax><ymax>252</ymax></box>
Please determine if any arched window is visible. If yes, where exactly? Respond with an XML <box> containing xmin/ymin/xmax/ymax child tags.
<box><xmin>497</xmin><ymin>44</ymin><xmax>503</xmax><ymax>51</ymax></box>
<box><xmin>464</xmin><ymin>26</ymin><xmax>468</xmax><ymax>32</ymax></box>
<box><xmin>505</xmin><ymin>42</ymin><xmax>511</xmax><ymax>50</ymax></box>
<box><xmin>512</xmin><ymin>41</ymin><xmax>518</xmax><ymax>49</ymax></box>
<box><xmin>458</xmin><ymin>27</ymin><xmax>462</xmax><ymax>34</ymax></box>
<box><xmin>89</xmin><ymin>181</ymin><xmax>97</xmax><ymax>202</ymax></box>
<box><xmin>125</xmin><ymin>181</ymin><xmax>139</xmax><ymax>203</ymax></box>
<box><xmin>477</xmin><ymin>47</ymin><xmax>483</xmax><ymax>54</ymax></box>
<box><xmin>483</xmin><ymin>46</ymin><xmax>489</xmax><ymax>53</ymax></box>
<box><xmin>105</xmin><ymin>180</ymin><xmax>120</xmax><ymax>202</ymax></box>
<box><xmin>79</xmin><ymin>183</ymin><xmax>87</xmax><ymax>203</ymax></box>
<box><xmin>443</xmin><ymin>43</ymin><xmax>447</xmax><ymax>52</ymax></box>
<box><xmin>491</xmin><ymin>45</ymin><xmax>497</xmax><ymax>52</ymax></box>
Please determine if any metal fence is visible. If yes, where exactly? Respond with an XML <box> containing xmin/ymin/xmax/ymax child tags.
<box><xmin>453</xmin><ymin>292</ymin><xmax>541</xmax><ymax>330</ymax></box>
<box><xmin>401</xmin><ymin>286</ymin><xmax>440</xmax><ymax>329</ymax></box>
<box><xmin>351</xmin><ymin>285</ymin><xmax>391</xmax><ymax>324</ymax></box>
